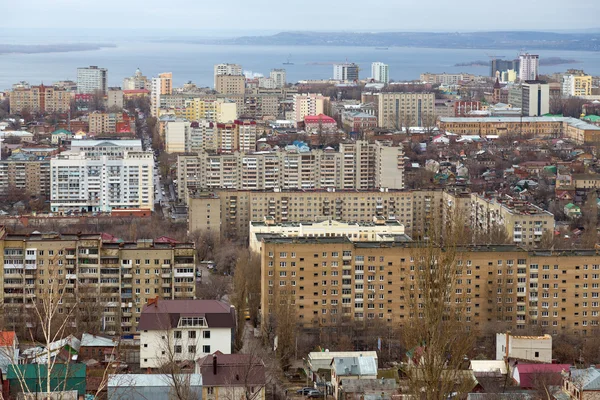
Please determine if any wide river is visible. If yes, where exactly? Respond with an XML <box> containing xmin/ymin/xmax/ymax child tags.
<box><xmin>1</xmin><ymin>40</ymin><xmax>599</xmax><ymax>90</ymax></box>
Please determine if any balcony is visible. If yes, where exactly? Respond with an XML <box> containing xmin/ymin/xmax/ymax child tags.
<box><xmin>122</xmin><ymin>273</ymin><xmax>133</xmax><ymax>279</ymax></box>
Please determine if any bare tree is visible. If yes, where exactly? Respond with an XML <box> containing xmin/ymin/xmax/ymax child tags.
<box><xmin>401</xmin><ymin>213</ymin><xmax>477</xmax><ymax>400</ymax></box>
<box><xmin>196</xmin><ymin>275</ymin><xmax>231</xmax><ymax>301</ymax></box>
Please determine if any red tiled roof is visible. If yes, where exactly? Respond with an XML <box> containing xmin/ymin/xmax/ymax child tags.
<box><xmin>304</xmin><ymin>114</ymin><xmax>336</xmax><ymax>124</ymax></box>
<box><xmin>0</xmin><ymin>331</ymin><xmax>15</xmax><ymax>346</ymax></box>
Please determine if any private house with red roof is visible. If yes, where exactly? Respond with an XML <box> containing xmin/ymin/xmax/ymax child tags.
<box><xmin>512</xmin><ymin>363</ymin><xmax>570</xmax><ymax>389</ymax></box>
<box><xmin>138</xmin><ymin>299</ymin><xmax>236</xmax><ymax>369</ymax></box>
<box><xmin>304</xmin><ymin>114</ymin><xmax>337</xmax><ymax>134</ymax></box>
<box><xmin>196</xmin><ymin>351</ymin><xmax>266</xmax><ymax>400</ymax></box>
<box><xmin>0</xmin><ymin>332</ymin><xmax>18</xmax><ymax>379</ymax></box>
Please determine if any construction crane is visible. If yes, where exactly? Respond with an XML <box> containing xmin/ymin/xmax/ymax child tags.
<box><xmin>485</xmin><ymin>52</ymin><xmax>506</xmax><ymax>60</ymax></box>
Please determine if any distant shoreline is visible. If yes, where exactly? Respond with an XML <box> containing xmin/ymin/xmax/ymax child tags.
<box><xmin>454</xmin><ymin>57</ymin><xmax>580</xmax><ymax>68</ymax></box>
<box><xmin>0</xmin><ymin>43</ymin><xmax>116</xmax><ymax>55</ymax></box>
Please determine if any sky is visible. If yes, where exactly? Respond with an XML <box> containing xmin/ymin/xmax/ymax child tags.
<box><xmin>2</xmin><ymin>0</ymin><xmax>599</xmax><ymax>33</ymax></box>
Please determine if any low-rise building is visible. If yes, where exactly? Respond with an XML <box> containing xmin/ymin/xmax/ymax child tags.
<box><xmin>495</xmin><ymin>332</ymin><xmax>552</xmax><ymax>363</ymax></box>
<box><xmin>342</xmin><ymin>111</ymin><xmax>378</xmax><ymax>132</ymax></box>
<box><xmin>138</xmin><ymin>299</ymin><xmax>235</xmax><ymax>369</ymax></box>
<box><xmin>561</xmin><ymin>367</ymin><xmax>600</xmax><ymax>400</ymax></box>
<box><xmin>306</xmin><ymin>351</ymin><xmax>378</xmax><ymax>385</ymax></box>
<box><xmin>108</xmin><ymin>374</ymin><xmax>203</xmax><ymax>400</ymax></box>
<box><xmin>197</xmin><ymin>352</ymin><xmax>266</xmax><ymax>400</ymax></box>
<box><xmin>304</xmin><ymin>114</ymin><xmax>337</xmax><ymax>133</ymax></box>
<box><xmin>331</xmin><ymin>356</ymin><xmax>378</xmax><ymax>399</ymax></box>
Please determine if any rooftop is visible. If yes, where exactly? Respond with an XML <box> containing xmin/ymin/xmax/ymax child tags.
<box><xmin>439</xmin><ymin>116</ymin><xmax>600</xmax><ymax>131</ymax></box>
<box><xmin>108</xmin><ymin>374</ymin><xmax>202</xmax><ymax>388</ymax></box>
<box><xmin>138</xmin><ymin>299</ymin><xmax>235</xmax><ymax>331</ymax></box>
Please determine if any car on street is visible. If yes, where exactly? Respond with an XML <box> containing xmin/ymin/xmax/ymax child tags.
<box><xmin>296</xmin><ymin>388</ymin><xmax>314</xmax><ymax>395</ymax></box>
<box><xmin>307</xmin><ymin>391</ymin><xmax>324</xmax><ymax>398</ymax></box>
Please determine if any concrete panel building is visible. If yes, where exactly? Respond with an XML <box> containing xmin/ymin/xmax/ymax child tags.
<box><xmin>77</xmin><ymin>66</ymin><xmax>108</xmax><ymax>94</ymax></box>
<box><xmin>378</xmin><ymin>92</ymin><xmax>435</xmax><ymax>129</ymax></box>
<box><xmin>215</xmin><ymin>75</ymin><xmax>245</xmax><ymax>95</ymax></box>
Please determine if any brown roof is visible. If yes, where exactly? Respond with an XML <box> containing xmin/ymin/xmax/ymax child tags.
<box><xmin>137</xmin><ymin>300</ymin><xmax>235</xmax><ymax>330</ymax></box>
<box><xmin>197</xmin><ymin>351</ymin><xmax>266</xmax><ymax>387</ymax></box>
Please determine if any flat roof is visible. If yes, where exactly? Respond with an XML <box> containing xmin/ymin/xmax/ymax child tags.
<box><xmin>439</xmin><ymin>116</ymin><xmax>600</xmax><ymax>131</ymax></box>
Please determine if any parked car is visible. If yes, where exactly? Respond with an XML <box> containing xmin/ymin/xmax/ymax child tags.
<box><xmin>308</xmin><ymin>391</ymin><xmax>324</xmax><ymax>398</ymax></box>
<box><xmin>296</xmin><ymin>388</ymin><xmax>314</xmax><ymax>395</ymax></box>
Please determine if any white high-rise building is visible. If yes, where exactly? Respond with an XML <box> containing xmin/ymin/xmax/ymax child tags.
<box><xmin>333</xmin><ymin>63</ymin><xmax>359</xmax><ymax>82</ymax></box>
<box><xmin>270</xmin><ymin>69</ymin><xmax>287</xmax><ymax>88</ymax></box>
<box><xmin>214</xmin><ymin>64</ymin><xmax>243</xmax><ymax>88</ymax></box>
<box><xmin>77</xmin><ymin>66</ymin><xmax>108</xmax><ymax>94</ymax></box>
<box><xmin>371</xmin><ymin>62</ymin><xmax>389</xmax><ymax>84</ymax></box>
<box><xmin>519</xmin><ymin>53</ymin><xmax>539</xmax><ymax>82</ymax></box>
<box><xmin>50</xmin><ymin>140</ymin><xmax>154</xmax><ymax>213</ymax></box>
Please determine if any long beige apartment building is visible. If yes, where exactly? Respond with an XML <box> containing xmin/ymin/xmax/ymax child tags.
<box><xmin>187</xmin><ymin>188</ymin><xmax>469</xmax><ymax>240</ymax></box>
<box><xmin>260</xmin><ymin>237</ymin><xmax>600</xmax><ymax>337</ymax></box>
<box><xmin>178</xmin><ymin>140</ymin><xmax>405</xmax><ymax>201</ymax></box>
<box><xmin>9</xmin><ymin>84</ymin><xmax>71</xmax><ymax>114</ymax></box>
<box><xmin>0</xmin><ymin>227</ymin><xmax>195</xmax><ymax>336</ymax></box>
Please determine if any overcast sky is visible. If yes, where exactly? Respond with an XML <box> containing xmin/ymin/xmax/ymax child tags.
<box><xmin>4</xmin><ymin>0</ymin><xmax>599</xmax><ymax>32</ymax></box>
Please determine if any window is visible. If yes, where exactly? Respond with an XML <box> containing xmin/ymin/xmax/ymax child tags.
<box><xmin>188</xmin><ymin>345</ymin><xmax>196</xmax><ymax>354</ymax></box>
<box><xmin>174</xmin><ymin>331</ymin><xmax>182</xmax><ymax>339</ymax></box>
<box><xmin>189</xmin><ymin>331</ymin><xmax>196</xmax><ymax>339</ymax></box>
<box><xmin>202</xmin><ymin>345</ymin><xmax>211</xmax><ymax>353</ymax></box>
<box><xmin>174</xmin><ymin>345</ymin><xmax>182</xmax><ymax>353</ymax></box>
<box><xmin>203</xmin><ymin>330</ymin><xmax>211</xmax><ymax>339</ymax></box>
<box><xmin>207</xmin><ymin>388</ymin><xmax>214</xmax><ymax>395</ymax></box>
<box><xmin>535</xmin><ymin>351</ymin><xmax>539</xmax><ymax>357</ymax></box>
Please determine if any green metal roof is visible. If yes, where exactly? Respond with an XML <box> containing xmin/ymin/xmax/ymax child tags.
<box><xmin>7</xmin><ymin>363</ymin><xmax>86</xmax><ymax>379</ymax></box>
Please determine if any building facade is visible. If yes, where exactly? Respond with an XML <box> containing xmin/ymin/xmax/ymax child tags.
<box><xmin>0</xmin><ymin>154</ymin><xmax>51</xmax><ymax>197</ymax></box>
<box><xmin>122</xmin><ymin>68</ymin><xmax>149</xmax><ymax>90</ymax></box>
<box><xmin>562</xmin><ymin>73</ymin><xmax>593</xmax><ymax>97</ymax></box>
<box><xmin>77</xmin><ymin>66</ymin><xmax>108</xmax><ymax>94</ymax></box>
<box><xmin>9</xmin><ymin>85</ymin><xmax>71</xmax><ymax>114</ymax></box>
<box><xmin>214</xmin><ymin>64</ymin><xmax>243</xmax><ymax>89</ymax></box>
<box><xmin>138</xmin><ymin>299</ymin><xmax>234</xmax><ymax>368</ymax></box>
<box><xmin>519</xmin><ymin>54</ymin><xmax>539</xmax><ymax>82</ymax></box>
<box><xmin>293</xmin><ymin>93</ymin><xmax>331</xmax><ymax>122</ymax></box>
<box><xmin>470</xmin><ymin>193</ymin><xmax>554</xmax><ymax>247</ymax></box>
<box><xmin>165</xmin><ymin>119</ymin><xmax>190</xmax><ymax>154</ymax></box>
<box><xmin>177</xmin><ymin>141</ymin><xmax>405</xmax><ymax>202</ymax></box>
<box><xmin>377</xmin><ymin>92</ymin><xmax>435</xmax><ymax>129</ymax></box>
<box><xmin>50</xmin><ymin>140</ymin><xmax>154</xmax><ymax>213</ymax></box>
<box><xmin>260</xmin><ymin>237</ymin><xmax>600</xmax><ymax>336</ymax></box>
<box><xmin>522</xmin><ymin>80</ymin><xmax>549</xmax><ymax>117</ymax></box>
<box><xmin>371</xmin><ymin>62</ymin><xmax>389</xmax><ymax>84</ymax></box>
<box><xmin>215</xmin><ymin>75</ymin><xmax>245</xmax><ymax>95</ymax></box>
<box><xmin>333</xmin><ymin>63</ymin><xmax>359</xmax><ymax>82</ymax></box>
<box><xmin>0</xmin><ymin>227</ymin><xmax>196</xmax><ymax>335</ymax></box>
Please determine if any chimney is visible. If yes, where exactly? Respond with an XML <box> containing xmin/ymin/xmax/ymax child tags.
<box><xmin>213</xmin><ymin>354</ymin><xmax>217</xmax><ymax>375</ymax></box>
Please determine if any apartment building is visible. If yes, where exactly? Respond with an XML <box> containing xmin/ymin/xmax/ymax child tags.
<box><xmin>165</xmin><ymin>119</ymin><xmax>190</xmax><ymax>153</ymax></box>
<box><xmin>77</xmin><ymin>66</ymin><xmax>108</xmax><ymax>94</ymax></box>
<box><xmin>249</xmin><ymin>218</ymin><xmax>408</xmax><ymax>253</ymax></box>
<box><xmin>522</xmin><ymin>80</ymin><xmax>550</xmax><ymax>117</ymax></box>
<box><xmin>260</xmin><ymin>237</ymin><xmax>600</xmax><ymax>336</ymax></box>
<box><xmin>151</xmin><ymin>72</ymin><xmax>173</xmax><ymax>117</ymax></box>
<box><xmin>270</xmin><ymin>69</ymin><xmax>287</xmax><ymax>88</ymax></box>
<box><xmin>371</xmin><ymin>62</ymin><xmax>389</xmax><ymax>84</ymax></box>
<box><xmin>562</xmin><ymin>72</ymin><xmax>593</xmax><ymax>97</ymax></box>
<box><xmin>88</xmin><ymin>112</ymin><xmax>134</xmax><ymax>135</ymax></box>
<box><xmin>9</xmin><ymin>84</ymin><xmax>71</xmax><ymax>114</ymax></box>
<box><xmin>437</xmin><ymin>117</ymin><xmax>600</xmax><ymax>144</ymax></box>
<box><xmin>377</xmin><ymin>92</ymin><xmax>435</xmax><ymax>129</ymax></box>
<box><xmin>177</xmin><ymin>141</ymin><xmax>404</xmax><ymax>201</ymax></box>
<box><xmin>470</xmin><ymin>193</ymin><xmax>554</xmax><ymax>247</ymax></box>
<box><xmin>215</xmin><ymin>75</ymin><xmax>245</xmax><ymax>95</ymax></box>
<box><xmin>419</xmin><ymin>73</ymin><xmax>475</xmax><ymax>85</ymax></box>
<box><xmin>0</xmin><ymin>154</ymin><xmax>51</xmax><ymax>197</ymax></box>
<box><xmin>293</xmin><ymin>94</ymin><xmax>331</xmax><ymax>122</ymax></box>
<box><xmin>214</xmin><ymin>64</ymin><xmax>243</xmax><ymax>89</ymax></box>
<box><xmin>519</xmin><ymin>54</ymin><xmax>539</xmax><ymax>82</ymax></box>
<box><xmin>333</xmin><ymin>63</ymin><xmax>359</xmax><ymax>82</ymax></box>
<box><xmin>50</xmin><ymin>139</ymin><xmax>154</xmax><ymax>213</ymax></box>
<box><xmin>0</xmin><ymin>227</ymin><xmax>196</xmax><ymax>335</ymax></box>
<box><xmin>187</xmin><ymin>191</ymin><xmax>221</xmax><ymax>234</ymax></box>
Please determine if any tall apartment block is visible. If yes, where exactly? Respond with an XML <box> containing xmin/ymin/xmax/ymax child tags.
<box><xmin>0</xmin><ymin>226</ymin><xmax>195</xmax><ymax>335</ymax></box>
<box><xmin>270</xmin><ymin>69</ymin><xmax>287</xmax><ymax>88</ymax></box>
<box><xmin>293</xmin><ymin>93</ymin><xmax>331</xmax><ymax>122</ymax></box>
<box><xmin>377</xmin><ymin>92</ymin><xmax>435</xmax><ymax>129</ymax></box>
<box><xmin>371</xmin><ymin>62</ymin><xmax>389</xmax><ymax>84</ymax></box>
<box><xmin>522</xmin><ymin>80</ymin><xmax>550</xmax><ymax>117</ymax></box>
<box><xmin>259</xmin><ymin>238</ymin><xmax>600</xmax><ymax>337</ymax></box>
<box><xmin>150</xmin><ymin>72</ymin><xmax>173</xmax><ymax>117</ymax></box>
<box><xmin>519</xmin><ymin>54</ymin><xmax>539</xmax><ymax>82</ymax></box>
<box><xmin>9</xmin><ymin>84</ymin><xmax>71</xmax><ymax>114</ymax></box>
<box><xmin>215</xmin><ymin>75</ymin><xmax>245</xmax><ymax>95</ymax></box>
<box><xmin>562</xmin><ymin>72</ymin><xmax>593</xmax><ymax>97</ymax></box>
<box><xmin>214</xmin><ymin>64</ymin><xmax>243</xmax><ymax>88</ymax></box>
<box><xmin>177</xmin><ymin>141</ymin><xmax>404</xmax><ymax>201</ymax></box>
<box><xmin>0</xmin><ymin>153</ymin><xmax>51</xmax><ymax>197</ymax></box>
<box><xmin>77</xmin><ymin>66</ymin><xmax>108</xmax><ymax>95</ymax></box>
<box><xmin>50</xmin><ymin>139</ymin><xmax>154</xmax><ymax>213</ymax></box>
<box><xmin>333</xmin><ymin>63</ymin><xmax>359</xmax><ymax>82</ymax></box>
